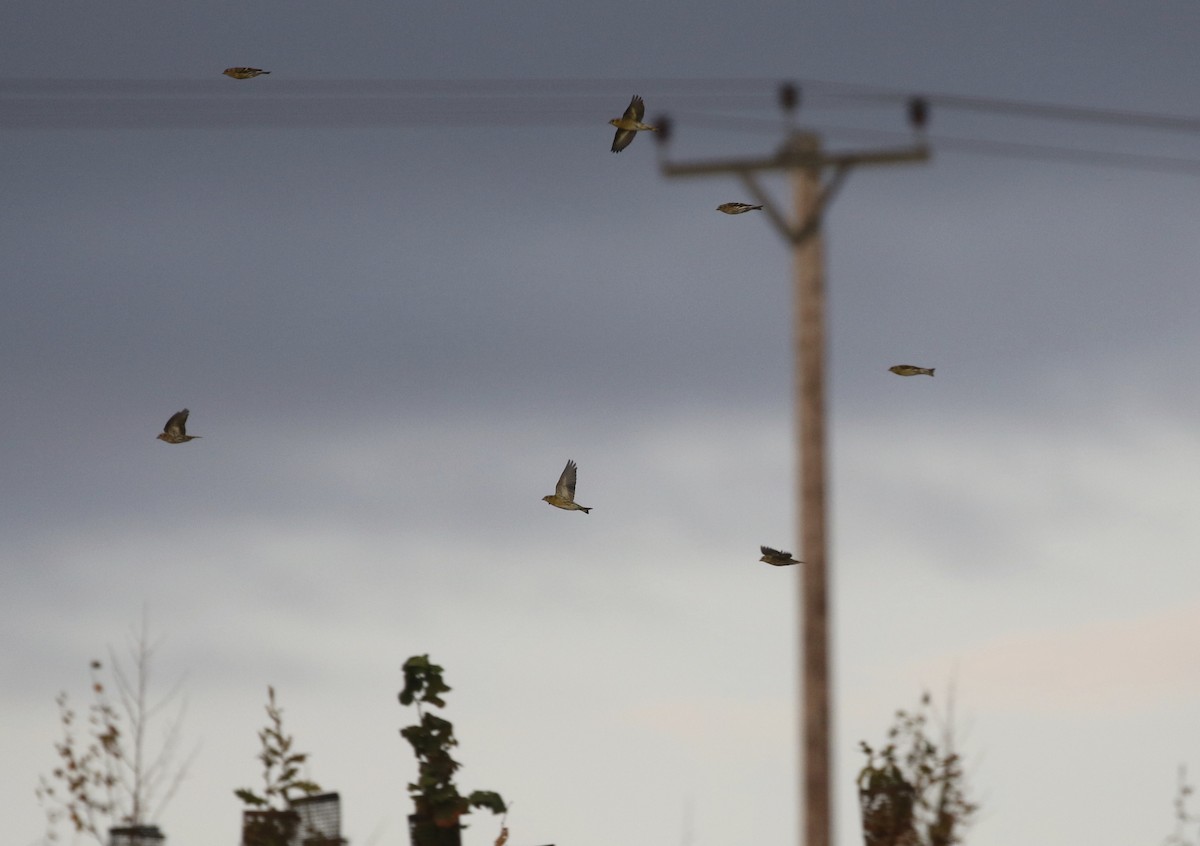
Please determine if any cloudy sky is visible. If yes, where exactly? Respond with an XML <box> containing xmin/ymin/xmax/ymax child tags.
<box><xmin>3</xmin><ymin>2</ymin><xmax>1200</xmax><ymax>846</ymax></box>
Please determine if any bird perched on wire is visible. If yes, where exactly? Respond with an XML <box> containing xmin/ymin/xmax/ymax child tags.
<box><xmin>157</xmin><ymin>409</ymin><xmax>201</xmax><ymax>444</ymax></box>
<box><xmin>889</xmin><ymin>364</ymin><xmax>935</xmax><ymax>377</ymax></box>
<box><xmin>223</xmin><ymin>67</ymin><xmax>270</xmax><ymax>79</ymax></box>
<box><xmin>609</xmin><ymin>95</ymin><xmax>658</xmax><ymax>153</ymax></box>
<box><xmin>542</xmin><ymin>459</ymin><xmax>591</xmax><ymax>513</ymax></box>
<box><xmin>716</xmin><ymin>202</ymin><xmax>764</xmax><ymax>214</ymax></box>
<box><xmin>759</xmin><ymin>546</ymin><xmax>803</xmax><ymax>566</ymax></box>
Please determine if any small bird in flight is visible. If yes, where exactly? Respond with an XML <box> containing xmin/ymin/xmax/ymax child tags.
<box><xmin>609</xmin><ymin>96</ymin><xmax>658</xmax><ymax>153</ymax></box>
<box><xmin>716</xmin><ymin>202</ymin><xmax>764</xmax><ymax>214</ymax></box>
<box><xmin>223</xmin><ymin>67</ymin><xmax>270</xmax><ymax>79</ymax></box>
<box><xmin>157</xmin><ymin>409</ymin><xmax>201</xmax><ymax>444</ymax></box>
<box><xmin>759</xmin><ymin>546</ymin><xmax>803</xmax><ymax>566</ymax></box>
<box><xmin>889</xmin><ymin>364</ymin><xmax>935</xmax><ymax>377</ymax></box>
<box><xmin>542</xmin><ymin>459</ymin><xmax>591</xmax><ymax>513</ymax></box>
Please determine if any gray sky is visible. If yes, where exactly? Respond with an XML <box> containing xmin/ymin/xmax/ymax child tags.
<box><xmin>4</xmin><ymin>3</ymin><xmax>1200</xmax><ymax>846</ymax></box>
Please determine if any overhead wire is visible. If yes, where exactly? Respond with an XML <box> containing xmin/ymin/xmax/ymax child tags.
<box><xmin>804</xmin><ymin>81</ymin><xmax>1200</xmax><ymax>134</ymax></box>
<box><xmin>822</xmin><ymin>126</ymin><xmax>1200</xmax><ymax>175</ymax></box>
<box><xmin>3</xmin><ymin>76</ymin><xmax>1200</xmax><ymax>174</ymax></box>
<box><xmin>668</xmin><ymin>111</ymin><xmax>1200</xmax><ymax>175</ymax></box>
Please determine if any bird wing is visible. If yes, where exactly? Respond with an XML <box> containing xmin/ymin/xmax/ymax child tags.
<box><xmin>164</xmin><ymin>408</ymin><xmax>189</xmax><ymax>436</ymax></box>
<box><xmin>556</xmin><ymin>460</ymin><xmax>578</xmax><ymax>501</ymax></box>
<box><xmin>760</xmin><ymin>545</ymin><xmax>781</xmax><ymax>557</ymax></box>
<box><xmin>611</xmin><ymin>127</ymin><xmax>635</xmax><ymax>153</ymax></box>
<box><xmin>625</xmin><ymin>95</ymin><xmax>645</xmax><ymax>122</ymax></box>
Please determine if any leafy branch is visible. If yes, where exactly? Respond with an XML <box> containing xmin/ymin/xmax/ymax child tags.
<box><xmin>234</xmin><ymin>686</ymin><xmax>321</xmax><ymax>811</ymax></box>
<box><xmin>233</xmin><ymin>686</ymin><xmax>323</xmax><ymax>846</ymax></box>
<box><xmin>858</xmin><ymin>691</ymin><xmax>976</xmax><ymax>846</ymax></box>
<box><xmin>399</xmin><ymin>655</ymin><xmax>506</xmax><ymax>840</ymax></box>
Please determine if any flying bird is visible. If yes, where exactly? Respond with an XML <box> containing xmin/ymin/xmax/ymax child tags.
<box><xmin>889</xmin><ymin>365</ymin><xmax>935</xmax><ymax>377</ymax></box>
<box><xmin>609</xmin><ymin>95</ymin><xmax>658</xmax><ymax>153</ymax></box>
<box><xmin>759</xmin><ymin>546</ymin><xmax>803</xmax><ymax>567</ymax></box>
<box><xmin>157</xmin><ymin>409</ymin><xmax>201</xmax><ymax>444</ymax></box>
<box><xmin>716</xmin><ymin>202</ymin><xmax>764</xmax><ymax>214</ymax></box>
<box><xmin>542</xmin><ymin>459</ymin><xmax>591</xmax><ymax>513</ymax></box>
<box><xmin>223</xmin><ymin>67</ymin><xmax>270</xmax><ymax>79</ymax></box>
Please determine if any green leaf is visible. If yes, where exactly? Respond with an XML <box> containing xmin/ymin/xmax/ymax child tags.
<box><xmin>235</xmin><ymin>788</ymin><xmax>267</xmax><ymax>806</ymax></box>
<box><xmin>467</xmin><ymin>791</ymin><xmax>507</xmax><ymax>815</ymax></box>
<box><xmin>400</xmin><ymin>654</ymin><xmax>452</xmax><ymax>709</ymax></box>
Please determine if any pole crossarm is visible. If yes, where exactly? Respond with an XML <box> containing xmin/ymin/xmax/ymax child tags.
<box><xmin>659</xmin><ymin>142</ymin><xmax>930</xmax><ymax>178</ymax></box>
<box><xmin>663</xmin><ymin>137</ymin><xmax>927</xmax><ymax>244</ymax></box>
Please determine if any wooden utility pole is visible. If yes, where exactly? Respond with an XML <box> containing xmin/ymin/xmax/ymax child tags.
<box><xmin>659</xmin><ymin>104</ymin><xmax>928</xmax><ymax>846</ymax></box>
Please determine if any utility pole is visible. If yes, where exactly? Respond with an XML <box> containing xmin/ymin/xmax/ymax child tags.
<box><xmin>657</xmin><ymin>88</ymin><xmax>930</xmax><ymax>846</ymax></box>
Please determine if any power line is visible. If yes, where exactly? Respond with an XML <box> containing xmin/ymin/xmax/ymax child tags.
<box><xmin>0</xmin><ymin>80</ymin><xmax>778</xmax><ymax>130</ymax></box>
<box><xmin>4</xmin><ymin>77</ymin><xmax>1200</xmax><ymax>175</ymax></box>
<box><xmin>813</xmin><ymin>83</ymin><xmax>1200</xmax><ymax>134</ymax></box>
<box><xmin>659</xmin><ymin>112</ymin><xmax>1200</xmax><ymax>176</ymax></box>
<box><xmin>663</xmin><ymin>74</ymin><xmax>1200</xmax><ymax>135</ymax></box>
<box><xmin>4</xmin><ymin>75</ymin><xmax>1200</xmax><ymax>131</ymax></box>
<box><xmin>830</xmin><ymin>127</ymin><xmax>1200</xmax><ymax>175</ymax></box>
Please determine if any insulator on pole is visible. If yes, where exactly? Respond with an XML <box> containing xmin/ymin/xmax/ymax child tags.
<box><xmin>779</xmin><ymin>82</ymin><xmax>801</xmax><ymax>115</ymax></box>
<box><xmin>654</xmin><ymin>114</ymin><xmax>672</xmax><ymax>146</ymax></box>
<box><xmin>908</xmin><ymin>96</ymin><xmax>929</xmax><ymax>130</ymax></box>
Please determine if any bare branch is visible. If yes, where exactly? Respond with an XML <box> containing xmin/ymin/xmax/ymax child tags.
<box><xmin>35</xmin><ymin>611</ymin><xmax>194</xmax><ymax>844</ymax></box>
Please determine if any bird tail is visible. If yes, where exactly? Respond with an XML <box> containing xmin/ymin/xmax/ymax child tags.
<box><xmin>580</xmin><ymin>506</ymin><xmax>592</xmax><ymax>514</ymax></box>
<box><xmin>751</xmin><ymin>204</ymin><xmax>764</xmax><ymax>210</ymax></box>
<box><xmin>261</xmin><ymin>71</ymin><xmax>271</xmax><ymax>74</ymax></box>
<box><xmin>928</xmin><ymin>368</ymin><xmax>935</xmax><ymax>377</ymax></box>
